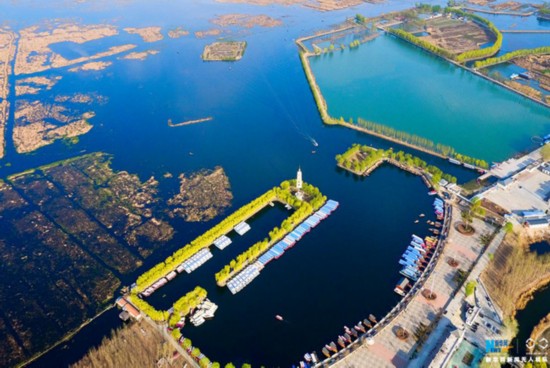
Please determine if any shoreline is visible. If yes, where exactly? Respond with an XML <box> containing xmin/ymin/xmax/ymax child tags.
<box><xmin>17</xmin><ymin>305</ymin><xmax>115</xmax><ymax>368</ymax></box>
<box><xmin>513</xmin><ymin>275</ymin><xmax>550</xmax><ymax>318</ymax></box>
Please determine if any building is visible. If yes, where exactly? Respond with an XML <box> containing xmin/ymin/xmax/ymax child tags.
<box><xmin>296</xmin><ymin>167</ymin><xmax>303</xmax><ymax>190</ymax></box>
<box><xmin>295</xmin><ymin>167</ymin><xmax>304</xmax><ymax>200</ymax></box>
<box><xmin>524</xmin><ymin>217</ymin><xmax>549</xmax><ymax>230</ymax></box>
<box><xmin>115</xmin><ymin>297</ymin><xmax>142</xmax><ymax>320</ymax></box>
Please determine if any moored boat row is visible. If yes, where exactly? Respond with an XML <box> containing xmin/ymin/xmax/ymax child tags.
<box><xmin>226</xmin><ymin>262</ymin><xmax>264</xmax><ymax>294</ymax></box>
<box><xmin>189</xmin><ymin>298</ymin><xmax>218</xmax><ymax>327</ymax></box>
<box><xmin>141</xmin><ymin>248</ymin><xmax>214</xmax><ymax>297</ymax></box>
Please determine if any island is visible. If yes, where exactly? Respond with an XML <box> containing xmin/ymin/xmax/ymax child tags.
<box><xmin>121</xmin><ymin>49</ymin><xmax>160</xmax><ymax>61</ymax></box>
<box><xmin>15</xmin><ymin>23</ymin><xmax>137</xmax><ymax>75</ymax></box>
<box><xmin>211</xmin><ymin>13</ymin><xmax>282</xmax><ymax>28</ymax></box>
<box><xmin>15</xmin><ymin>75</ymin><xmax>62</xmax><ymax>96</ymax></box>
<box><xmin>123</xmin><ymin>27</ymin><xmax>164</xmax><ymax>43</ymax></box>
<box><xmin>202</xmin><ymin>41</ymin><xmax>247</xmax><ymax>61</ymax></box>
<box><xmin>167</xmin><ymin>166</ymin><xmax>232</xmax><ymax>222</ymax></box>
<box><xmin>69</xmin><ymin>60</ymin><xmax>112</xmax><ymax>72</ymax></box>
<box><xmin>13</xmin><ymin>100</ymin><xmax>95</xmax><ymax>153</ymax></box>
<box><xmin>0</xmin><ymin>29</ymin><xmax>15</xmax><ymax>159</ymax></box>
<box><xmin>168</xmin><ymin>27</ymin><xmax>189</xmax><ymax>39</ymax></box>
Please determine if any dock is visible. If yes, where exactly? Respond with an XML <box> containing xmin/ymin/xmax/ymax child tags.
<box><xmin>226</xmin><ymin>200</ymin><xmax>339</xmax><ymax>294</ymax></box>
<box><xmin>213</xmin><ymin>235</ymin><xmax>232</xmax><ymax>250</ymax></box>
<box><xmin>140</xmin><ymin>248</ymin><xmax>213</xmax><ymax>297</ymax></box>
<box><xmin>168</xmin><ymin>116</ymin><xmax>213</xmax><ymax>127</ymax></box>
<box><xmin>234</xmin><ymin>221</ymin><xmax>251</xmax><ymax>236</ymax></box>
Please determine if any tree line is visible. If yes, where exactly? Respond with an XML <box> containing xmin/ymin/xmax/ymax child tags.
<box><xmin>448</xmin><ymin>8</ymin><xmax>503</xmax><ymax>63</ymax></box>
<box><xmin>134</xmin><ymin>188</ymin><xmax>280</xmax><ymax>292</ymax></box>
<box><xmin>387</xmin><ymin>8</ymin><xmax>502</xmax><ymax>64</ymax></box>
<box><xmin>354</xmin><ymin>118</ymin><xmax>489</xmax><ymax>168</ymax></box>
<box><xmin>215</xmin><ymin>181</ymin><xmax>326</xmax><ymax>286</ymax></box>
<box><xmin>386</xmin><ymin>28</ymin><xmax>455</xmax><ymax>60</ymax></box>
<box><xmin>474</xmin><ymin>46</ymin><xmax>550</xmax><ymax>69</ymax></box>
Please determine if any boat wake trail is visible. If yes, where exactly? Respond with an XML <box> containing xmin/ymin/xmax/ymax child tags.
<box><xmin>255</xmin><ymin>66</ymin><xmax>318</xmax><ymax>148</ymax></box>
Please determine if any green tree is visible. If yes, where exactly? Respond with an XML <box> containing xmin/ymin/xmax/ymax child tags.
<box><xmin>355</xmin><ymin>13</ymin><xmax>366</xmax><ymax>24</ymax></box>
<box><xmin>212</xmin><ymin>363</ymin><xmax>221</xmax><ymax>368</ymax></box>
<box><xmin>242</xmin><ymin>364</ymin><xmax>252</xmax><ymax>368</ymax></box>
<box><xmin>182</xmin><ymin>338</ymin><xmax>192</xmax><ymax>349</ymax></box>
<box><xmin>542</xmin><ymin>143</ymin><xmax>550</xmax><ymax>161</ymax></box>
<box><xmin>462</xmin><ymin>198</ymin><xmax>485</xmax><ymax>231</ymax></box>
<box><xmin>504</xmin><ymin>222</ymin><xmax>514</xmax><ymax>233</ymax></box>
<box><xmin>465</xmin><ymin>280</ymin><xmax>477</xmax><ymax>296</ymax></box>
<box><xmin>225</xmin><ymin>364</ymin><xmax>236</xmax><ymax>368</ymax></box>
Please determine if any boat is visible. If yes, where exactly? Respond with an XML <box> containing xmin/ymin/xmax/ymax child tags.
<box><xmin>337</xmin><ymin>336</ymin><xmax>346</xmax><ymax>348</ymax></box>
<box><xmin>448</xmin><ymin>158</ymin><xmax>461</xmax><ymax>165</ymax></box>
<box><xmin>175</xmin><ymin>317</ymin><xmax>185</xmax><ymax>328</ymax></box>
<box><xmin>322</xmin><ymin>347</ymin><xmax>331</xmax><ymax>358</ymax></box>
<box><xmin>349</xmin><ymin>328</ymin><xmax>358</xmax><ymax>338</ymax></box>
<box><xmin>419</xmin><ymin>213</ymin><xmax>425</xmax><ymax>217</ymax></box>
<box><xmin>369</xmin><ymin>314</ymin><xmax>377</xmax><ymax>323</ymax></box>
<box><xmin>304</xmin><ymin>353</ymin><xmax>312</xmax><ymax>362</ymax></box>
<box><xmin>428</xmin><ymin>190</ymin><xmax>437</xmax><ymax>195</ymax></box>
<box><xmin>344</xmin><ymin>333</ymin><xmax>352</xmax><ymax>342</ymax></box>
<box><xmin>414</xmin><ymin>220</ymin><xmax>419</xmax><ymax>224</ymax></box>
<box><xmin>299</xmin><ymin>361</ymin><xmax>306</xmax><ymax>368</ymax></box>
<box><xmin>311</xmin><ymin>138</ymin><xmax>319</xmax><ymax>147</ymax></box>
<box><xmin>276</xmin><ymin>315</ymin><xmax>284</xmax><ymax>321</ymax></box>
<box><xmin>519</xmin><ymin>72</ymin><xmax>533</xmax><ymax>80</ymax></box>
<box><xmin>356</xmin><ymin>323</ymin><xmax>366</xmax><ymax>333</ymax></box>
<box><xmin>328</xmin><ymin>342</ymin><xmax>338</xmax><ymax>352</ymax></box>
<box><xmin>510</xmin><ymin>73</ymin><xmax>519</xmax><ymax>80</ymax></box>
<box><xmin>311</xmin><ymin>352</ymin><xmax>319</xmax><ymax>363</ymax></box>
<box><xmin>363</xmin><ymin>319</ymin><xmax>373</xmax><ymax>329</ymax></box>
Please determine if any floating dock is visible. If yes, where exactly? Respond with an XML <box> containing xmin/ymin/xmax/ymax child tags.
<box><xmin>234</xmin><ymin>221</ymin><xmax>251</xmax><ymax>235</ymax></box>
<box><xmin>180</xmin><ymin>248</ymin><xmax>213</xmax><ymax>274</ymax></box>
<box><xmin>213</xmin><ymin>235</ymin><xmax>232</xmax><ymax>250</ymax></box>
<box><xmin>226</xmin><ymin>200</ymin><xmax>339</xmax><ymax>295</ymax></box>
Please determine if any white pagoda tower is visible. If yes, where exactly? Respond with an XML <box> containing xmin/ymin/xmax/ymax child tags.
<box><xmin>295</xmin><ymin>167</ymin><xmax>304</xmax><ymax>200</ymax></box>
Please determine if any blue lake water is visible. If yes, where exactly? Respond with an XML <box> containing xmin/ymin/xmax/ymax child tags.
<box><xmin>310</xmin><ymin>34</ymin><xmax>550</xmax><ymax>162</ymax></box>
<box><xmin>0</xmin><ymin>0</ymin><xmax>546</xmax><ymax>366</ymax></box>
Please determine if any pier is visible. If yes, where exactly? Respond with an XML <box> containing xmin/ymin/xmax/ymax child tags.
<box><xmin>167</xmin><ymin>116</ymin><xmax>213</xmax><ymax>127</ymax></box>
<box><xmin>226</xmin><ymin>200</ymin><xmax>339</xmax><ymax>294</ymax></box>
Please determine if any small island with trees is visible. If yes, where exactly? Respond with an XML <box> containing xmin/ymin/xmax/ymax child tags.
<box><xmin>335</xmin><ymin>144</ymin><xmax>457</xmax><ymax>188</ymax></box>
<box><xmin>202</xmin><ymin>41</ymin><xmax>247</xmax><ymax>61</ymax></box>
